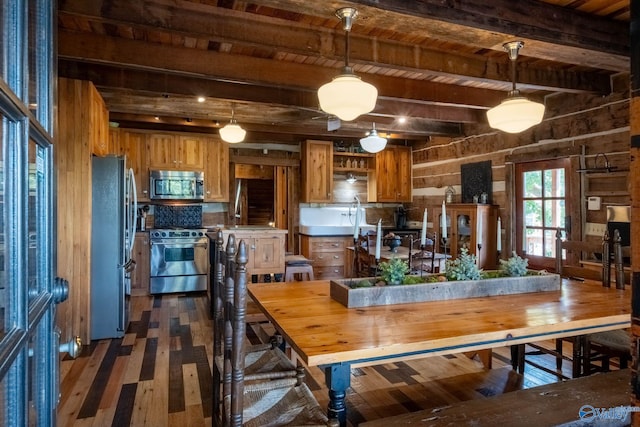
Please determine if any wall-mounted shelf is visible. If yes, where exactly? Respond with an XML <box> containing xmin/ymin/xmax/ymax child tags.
<box><xmin>334</xmin><ymin>166</ymin><xmax>373</xmax><ymax>172</ymax></box>
<box><xmin>334</xmin><ymin>152</ymin><xmax>374</xmax><ymax>158</ymax></box>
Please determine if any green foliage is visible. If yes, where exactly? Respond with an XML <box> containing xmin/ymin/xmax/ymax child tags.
<box><xmin>352</xmin><ymin>279</ymin><xmax>373</xmax><ymax>288</ymax></box>
<box><xmin>445</xmin><ymin>248</ymin><xmax>482</xmax><ymax>281</ymax></box>
<box><xmin>402</xmin><ymin>275</ymin><xmax>426</xmax><ymax>285</ymax></box>
<box><xmin>499</xmin><ymin>252</ymin><xmax>529</xmax><ymax>277</ymax></box>
<box><xmin>378</xmin><ymin>257</ymin><xmax>409</xmax><ymax>285</ymax></box>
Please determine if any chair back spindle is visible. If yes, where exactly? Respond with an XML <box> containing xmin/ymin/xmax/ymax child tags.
<box><xmin>212</xmin><ymin>230</ymin><xmax>226</xmax><ymax>425</ymax></box>
<box><xmin>230</xmin><ymin>240</ymin><xmax>248</xmax><ymax>426</ymax></box>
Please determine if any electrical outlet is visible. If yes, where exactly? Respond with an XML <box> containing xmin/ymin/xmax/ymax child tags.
<box><xmin>585</xmin><ymin>222</ymin><xmax>607</xmax><ymax>236</ymax></box>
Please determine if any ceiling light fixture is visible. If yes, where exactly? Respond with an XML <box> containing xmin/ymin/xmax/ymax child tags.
<box><xmin>317</xmin><ymin>8</ymin><xmax>377</xmax><ymax>121</ymax></box>
<box><xmin>346</xmin><ymin>173</ymin><xmax>357</xmax><ymax>184</ymax></box>
<box><xmin>360</xmin><ymin>123</ymin><xmax>387</xmax><ymax>153</ymax></box>
<box><xmin>486</xmin><ymin>41</ymin><xmax>545</xmax><ymax>134</ymax></box>
<box><xmin>197</xmin><ymin>96</ymin><xmax>205</xmax><ymax>103</ymax></box>
<box><xmin>219</xmin><ymin>106</ymin><xmax>246</xmax><ymax>143</ymax></box>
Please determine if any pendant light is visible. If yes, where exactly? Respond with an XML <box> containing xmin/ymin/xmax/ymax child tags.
<box><xmin>360</xmin><ymin>123</ymin><xmax>387</xmax><ymax>153</ymax></box>
<box><xmin>219</xmin><ymin>106</ymin><xmax>246</xmax><ymax>143</ymax></box>
<box><xmin>317</xmin><ymin>8</ymin><xmax>377</xmax><ymax>121</ymax></box>
<box><xmin>486</xmin><ymin>41</ymin><xmax>545</xmax><ymax>134</ymax></box>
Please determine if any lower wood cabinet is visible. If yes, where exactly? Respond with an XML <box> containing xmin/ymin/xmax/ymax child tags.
<box><xmin>217</xmin><ymin>228</ymin><xmax>287</xmax><ymax>279</ymax></box>
<box><xmin>132</xmin><ymin>233</ymin><xmax>150</xmax><ymax>295</ymax></box>
<box><xmin>300</xmin><ymin>235</ymin><xmax>352</xmax><ymax>280</ymax></box>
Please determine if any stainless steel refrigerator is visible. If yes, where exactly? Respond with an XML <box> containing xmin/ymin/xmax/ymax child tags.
<box><xmin>90</xmin><ymin>156</ymin><xmax>138</xmax><ymax>340</ymax></box>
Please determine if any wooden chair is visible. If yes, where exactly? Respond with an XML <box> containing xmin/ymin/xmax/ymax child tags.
<box><xmin>212</xmin><ymin>233</ymin><xmax>306</xmax><ymax>426</ymax></box>
<box><xmin>408</xmin><ymin>232</ymin><xmax>438</xmax><ymax>273</ymax></box>
<box><xmin>354</xmin><ymin>234</ymin><xmax>376</xmax><ymax>277</ymax></box>
<box><xmin>221</xmin><ymin>240</ymin><xmax>331</xmax><ymax>426</ymax></box>
<box><xmin>515</xmin><ymin>230</ymin><xmax>630</xmax><ymax>379</ymax></box>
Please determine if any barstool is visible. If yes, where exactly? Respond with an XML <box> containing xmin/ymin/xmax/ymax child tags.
<box><xmin>284</xmin><ymin>255</ymin><xmax>315</xmax><ymax>281</ymax></box>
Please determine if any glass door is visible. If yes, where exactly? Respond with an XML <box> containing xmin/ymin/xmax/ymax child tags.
<box><xmin>0</xmin><ymin>1</ymin><xmax>65</xmax><ymax>426</ymax></box>
<box><xmin>515</xmin><ymin>158</ymin><xmax>572</xmax><ymax>270</ymax></box>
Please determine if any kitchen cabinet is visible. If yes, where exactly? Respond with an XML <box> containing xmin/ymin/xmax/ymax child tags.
<box><xmin>204</xmin><ymin>137</ymin><xmax>229</xmax><ymax>202</ymax></box>
<box><xmin>300</xmin><ymin>235</ymin><xmax>352</xmax><ymax>280</ymax></box>
<box><xmin>132</xmin><ymin>233</ymin><xmax>150</xmax><ymax>295</ymax></box>
<box><xmin>437</xmin><ymin>203</ymin><xmax>498</xmax><ymax>269</ymax></box>
<box><xmin>120</xmin><ymin>130</ymin><xmax>150</xmax><ymax>201</ymax></box>
<box><xmin>147</xmin><ymin>133</ymin><xmax>204</xmax><ymax>170</ymax></box>
<box><xmin>90</xmin><ymin>84</ymin><xmax>109</xmax><ymax>156</ymax></box>
<box><xmin>371</xmin><ymin>145</ymin><xmax>412</xmax><ymax>202</ymax></box>
<box><xmin>301</xmin><ymin>140</ymin><xmax>333</xmax><ymax>203</ymax></box>
<box><xmin>215</xmin><ymin>228</ymin><xmax>287</xmax><ymax>279</ymax></box>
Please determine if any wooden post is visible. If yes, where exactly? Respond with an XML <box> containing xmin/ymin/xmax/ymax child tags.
<box><xmin>630</xmin><ymin>1</ymin><xmax>640</xmax><ymax>423</ymax></box>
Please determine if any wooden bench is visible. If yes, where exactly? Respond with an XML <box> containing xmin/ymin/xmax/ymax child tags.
<box><xmin>361</xmin><ymin>369</ymin><xmax>630</xmax><ymax>426</ymax></box>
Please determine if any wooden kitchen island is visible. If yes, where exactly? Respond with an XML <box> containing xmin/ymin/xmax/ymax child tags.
<box><xmin>207</xmin><ymin>226</ymin><xmax>287</xmax><ymax>279</ymax></box>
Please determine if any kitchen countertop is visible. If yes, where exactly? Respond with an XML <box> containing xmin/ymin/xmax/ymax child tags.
<box><xmin>206</xmin><ymin>226</ymin><xmax>288</xmax><ymax>235</ymax></box>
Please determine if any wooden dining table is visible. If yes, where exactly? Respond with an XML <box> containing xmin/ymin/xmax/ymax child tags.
<box><xmin>247</xmin><ymin>278</ymin><xmax>630</xmax><ymax>425</ymax></box>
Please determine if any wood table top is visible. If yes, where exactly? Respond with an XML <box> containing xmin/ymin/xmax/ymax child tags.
<box><xmin>247</xmin><ymin>279</ymin><xmax>630</xmax><ymax>367</ymax></box>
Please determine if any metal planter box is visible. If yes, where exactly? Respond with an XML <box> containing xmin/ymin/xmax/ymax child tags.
<box><xmin>330</xmin><ymin>272</ymin><xmax>561</xmax><ymax>308</ymax></box>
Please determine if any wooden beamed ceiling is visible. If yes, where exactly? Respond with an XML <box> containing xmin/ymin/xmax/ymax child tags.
<box><xmin>57</xmin><ymin>0</ymin><xmax>629</xmax><ymax>143</ymax></box>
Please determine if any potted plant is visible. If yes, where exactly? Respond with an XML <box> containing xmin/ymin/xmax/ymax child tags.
<box><xmin>378</xmin><ymin>258</ymin><xmax>409</xmax><ymax>285</ymax></box>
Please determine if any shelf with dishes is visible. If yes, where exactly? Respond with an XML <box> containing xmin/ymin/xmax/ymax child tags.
<box><xmin>333</xmin><ymin>152</ymin><xmax>375</xmax><ymax>172</ymax></box>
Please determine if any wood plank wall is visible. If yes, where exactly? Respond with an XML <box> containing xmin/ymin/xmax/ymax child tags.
<box><xmin>56</xmin><ymin>78</ymin><xmax>108</xmax><ymax>344</ymax></box>
<box><xmin>629</xmin><ymin>2</ymin><xmax>640</xmax><ymax>423</ymax></box>
<box><xmin>409</xmin><ymin>83</ymin><xmax>630</xmax><ymax>260</ymax></box>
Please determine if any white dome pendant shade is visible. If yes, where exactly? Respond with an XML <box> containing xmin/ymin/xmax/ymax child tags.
<box><xmin>219</xmin><ymin>120</ymin><xmax>246</xmax><ymax>143</ymax></box>
<box><xmin>317</xmin><ymin>8</ymin><xmax>377</xmax><ymax>122</ymax></box>
<box><xmin>486</xmin><ymin>96</ymin><xmax>545</xmax><ymax>134</ymax></box>
<box><xmin>318</xmin><ymin>74</ymin><xmax>377</xmax><ymax>121</ymax></box>
<box><xmin>360</xmin><ymin>123</ymin><xmax>387</xmax><ymax>153</ymax></box>
<box><xmin>219</xmin><ymin>106</ymin><xmax>246</xmax><ymax>143</ymax></box>
<box><xmin>486</xmin><ymin>41</ymin><xmax>545</xmax><ymax>134</ymax></box>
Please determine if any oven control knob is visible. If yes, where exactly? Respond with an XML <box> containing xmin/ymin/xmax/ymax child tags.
<box><xmin>191</xmin><ymin>231</ymin><xmax>197</xmax><ymax>237</ymax></box>
<box><xmin>161</xmin><ymin>232</ymin><xmax>167</xmax><ymax>237</ymax></box>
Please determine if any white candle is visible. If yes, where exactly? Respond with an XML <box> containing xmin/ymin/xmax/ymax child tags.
<box><xmin>476</xmin><ymin>213</ymin><xmax>483</xmax><ymax>246</ymax></box>
<box><xmin>523</xmin><ymin>226</ymin><xmax>527</xmax><ymax>253</ymax></box>
<box><xmin>375</xmin><ymin>219</ymin><xmax>382</xmax><ymax>259</ymax></box>
<box><xmin>353</xmin><ymin>203</ymin><xmax>361</xmax><ymax>240</ymax></box>
<box><xmin>496</xmin><ymin>217</ymin><xmax>502</xmax><ymax>252</ymax></box>
<box><xmin>420</xmin><ymin>208</ymin><xmax>427</xmax><ymax>246</ymax></box>
<box><xmin>441</xmin><ymin>200</ymin><xmax>448</xmax><ymax>239</ymax></box>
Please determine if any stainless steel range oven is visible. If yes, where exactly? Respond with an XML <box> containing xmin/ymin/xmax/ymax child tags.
<box><xmin>150</xmin><ymin>228</ymin><xmax>209</xmax><ymax>294</ymax></box>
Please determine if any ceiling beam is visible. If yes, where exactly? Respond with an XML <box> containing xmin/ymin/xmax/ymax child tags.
<box><xmin>246</xmin><ymin>0</ymin><xmax>629</xmax><ymax>71</ymax></box>
<box><xmin>59</xmin><ymin>60</ymin><xmax>484</xmax><ymax>124</ymax></box>
<box><xmin>58</xmin><ymin>29</ymin><xmax>511</xmax><ymax>108</ymax></box>
<box><xmin>57</xmin><ymin>2</ymin><xmax>611</xmax><ymax>93</ymax></box>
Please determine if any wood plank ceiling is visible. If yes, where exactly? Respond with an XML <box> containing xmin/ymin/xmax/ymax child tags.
<box><xmin>57</xmin><ymin>0</ymin><xmax>629</xmax><ymax>144</ymax></box>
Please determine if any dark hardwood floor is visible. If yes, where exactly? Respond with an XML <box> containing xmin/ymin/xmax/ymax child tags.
<box><xmin>56</xmin><ymin>292</ymin><xmax>597</xmax><ymax>426</ymax></box>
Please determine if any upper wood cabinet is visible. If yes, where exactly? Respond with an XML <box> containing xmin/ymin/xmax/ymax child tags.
<box><xmin>372</xmin><ymin>145</ymin><xmax>412</xmax><ymax>202</ymax></box>
<box><xmin>204</xmin><ymin>137</ymin><xmax>229</xmax><ymax>202</ymax></box>
<box><xmin>121</xmin><ymin>130</ymin><xmax>150</xmax><ymax>201</ymax></box>
<box><xmin>301</xmin><ymin>140</ymin><xmax>333</xmax><ymax>203</ymax></box>
<box><xmin>147</xmin><ymin>133</ymin><xmax>204</xmax><ymax>170</ymax></box>
<box><xmin>89</xmin><ymin>85</ymin><xmax>109</xmax><ymax>156</ymax></box>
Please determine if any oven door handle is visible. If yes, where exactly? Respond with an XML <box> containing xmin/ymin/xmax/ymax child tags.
<box><xmin>150</xmin><ymin>241</ymin><xmax>208</xmax><ymax>249</ymax></box>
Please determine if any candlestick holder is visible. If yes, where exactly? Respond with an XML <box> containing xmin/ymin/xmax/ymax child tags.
<box><xmin>476</xmin><ymin>243</ymin><xmax>482</xmax><ymax>266</ymax></box>
<box><xmin>441</xmin><ymin>236</ymin><xmax>448</xmax><ymax>257</ymax></box>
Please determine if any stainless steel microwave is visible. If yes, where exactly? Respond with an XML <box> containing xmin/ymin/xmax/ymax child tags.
<box><xmin>149</xmin><ymin>170</ymin><xmax>204</xmax><ymax>201</ymax></box>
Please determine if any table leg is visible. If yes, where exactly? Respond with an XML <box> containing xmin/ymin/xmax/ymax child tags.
<box><xmin>321</xmin><ymin>363</ymin><xmax>351</xmax><ymax>427</ymax></box>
